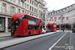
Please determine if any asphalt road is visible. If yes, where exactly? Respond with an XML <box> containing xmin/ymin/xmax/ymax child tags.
<box><xmin>51</xmin><ymin>32</ymin><xmax>75</xmax><ymax>50</ymax></box>
<box><xmin>3</xmin><ymin>32</ymin><xmax>66</xmax><ymax>50</ymax></box>
<box><xmin>70</xmin><ymin>33</ymin><xmax>75</xmax><ymax>50</ymax></box>
<box><xmin>51</xmin><ymin>32</ymin><xmax>70</xmax><ymax>50</ymax></box>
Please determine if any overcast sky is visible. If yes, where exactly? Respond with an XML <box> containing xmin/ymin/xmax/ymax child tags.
<box><xmin>44</xmin><ymin>0</ymin><xmax>75</xmax><ymax>11</ymax></box>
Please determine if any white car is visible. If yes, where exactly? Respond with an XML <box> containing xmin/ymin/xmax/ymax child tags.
<box><xmin>42</xmin><ymin>29</ymin><xmax>46</xmax><ymax>33</ymax></box>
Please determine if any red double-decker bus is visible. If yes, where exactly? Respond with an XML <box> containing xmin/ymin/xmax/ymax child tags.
<box><xmin>47</xmin><ymin>22</ymin><xmax>57</xmax><ymax>32</ymax></box>
<box><xmin>11</xmin><ymin>13</ymin><xmax>42</xmax><ymax>36</ymax></box>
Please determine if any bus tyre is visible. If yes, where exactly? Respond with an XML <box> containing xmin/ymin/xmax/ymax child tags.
<box><xmin>29</xmin><ymin>32</ymin><xmax>31</xmax><ymax>36</ymax></box>
<box><xmin>39</xmin><ymin>31</ymin><xmax>40</xmax><ymax>34</ymax></box>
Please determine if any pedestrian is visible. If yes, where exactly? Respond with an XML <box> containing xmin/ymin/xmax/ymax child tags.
<box><xmin>63</xmin><ymin>28</ymin><xmax>64</xmax><ymax>32</ymax></box>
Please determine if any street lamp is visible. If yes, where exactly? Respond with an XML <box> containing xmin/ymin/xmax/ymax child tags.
<box><xmin>61</xmin><ymin>15</ymin><xmax>63</xmax><ymax>25</ymax></box>
<box><xmin>60</xmin><ymin>15</ymin><xmax>63</xmax><ymax>30</ymax></box>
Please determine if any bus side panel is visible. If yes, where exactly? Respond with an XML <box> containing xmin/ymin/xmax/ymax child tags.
<box><xmin>22</xmin><ymin>19</ymin><xmax>28</xmax><ymax>36</ymax></box>
<box><xmin>50</xmin><ymin>25</ymin><xmax>54</xmax><ymax>32</ymax></box>
<box><xmin>27</xmin><ymin>30</ymin><xmax>34</xmax><ymax>35</ymax></box>
<box><xmin>54</xmin><ymin>25</ymin><xmax>57</xmax><ymax>31</ymax></box>
<box><xmin>53</xmin><ymin>25</ymin><xmax>55</xmax><ymax>31</ymax></box>
<box><xmin>20</xmin><ymin>20</ymin><xmax>25</xmax><ymax>36</ymax></box>
<box><xmin>34</xmin><ymin>30</ymin><xmax>39</xmax><ymax>35</ymax></box>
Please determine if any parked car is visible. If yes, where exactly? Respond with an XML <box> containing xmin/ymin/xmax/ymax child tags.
<box><xmin>42</xmin><ymin>29</ymin><xmax>46</xmax><ymax>33</ymax></box>
<box><xmin>46</xmin><ymin>28</ymin><xmax>50</xmax><ymax>32</ymax></box>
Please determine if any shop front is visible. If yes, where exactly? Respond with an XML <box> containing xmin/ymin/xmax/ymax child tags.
<box><xmin>61</xmin><ymin>24</ymin><xmax>71</xmax><ymax>30</ymax></box>
<box><xmin>8</xmin><ymin>18</ymin><xmax>11</xmax><ymax>32</ymax></box>
<box><xmin>0</xmin><ymin>17</ymin><xmax>5</xmax><ymax>32</ymax></box>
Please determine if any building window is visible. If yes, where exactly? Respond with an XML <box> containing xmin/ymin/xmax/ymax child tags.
<box><xmin>27</xmin><ymin>0</ymin><xmax>29</xmax><ymax>2</ymax></box>
<box><xmin>70</xmin><ymin>6</ymin><xmax>72</xmax><ymax>8</ymax></box>
<box><xmin>25</xmin><ymin>11</ymin><xmax>26</xmax><ymax>13</ymax></box>
<box><xmin>2</xmin><ymin>3</ymin><xmax>6</xmax><ymax>13</ymax></box>
<box><xmin>11</xmin><ymin>6</ymin><xmax>15</xmax><ymax>15</ymax></box>
<box><xmin>32</xmin><ymin>14</ymin><xmax>33</xmax><ymax>16</ymax></box>
<box><xmin>11</xmin><ymin>0</ymin><xmax>15</xmax><ymax>2</ymax></box>
<box><xmin>57</xmin><ymin>11</ymin><xmax>59</xmax><ymax>13</ymax></box>
<box><xmin>43</xmin><ymin>10</ymin><xmax>45</xmax><ymax>12</ymax></box>
<box><xmin>34</xmin><ymin>8</ymin><xmax>35</xmax><ymax>12</ymax></box>
<box><xmin>22</xmin><ymin>10</ymin><xmax>24</xmax><ymax>13</ymax></box>
<box><xmin>36</xmin><ymin>9</ymin><xmax>37</xmax><ymax>13</ymax></box>
<box><xmin>63</xmin><ymin>9</ymin><xmax>65</xmax><ymax>11</ymax></box>
<box><xmin>18</xmin><ymin>9</ymin><xmax>20</xmax><ymax>13</ymax></box>
<box><xmin>0</xmin><ymin>18</ymin><xmax>5</xmax><ymax>31</ymax></box>
<box><xmin>36</xmin><ymin>3</ymin><xmax>37</xmax><ymax>7</ymax></box>
<box><xmin>32</xmin><ymin>1</ymin><xmax>34</xmax><ymax>5</ymax></box>
<box><xmin>22</xmin><ymin>2</ymin><xmax>24</xmax><ymax>7</ymax></box>
<box><xmin>25</xmin><ymin>4</ymin><xmax>26</xmax><ymax>9</ymax></box>
<box><xmin>67</xmin><ymin>7</ymin><xmax>69</xmax><ymax>9</ymax></box>
<box><xmin>27</xmin><ymin>5</ymin><xmax>29</xmax><ymax>10</ymax></box>
<box><xmin>30</xmin><ymin>13</ymin><xmax>31</xmax><ymax>15</ymax></box>
<box><xmin>18</xmin><ymin>0</ymin><xmax>20</xmax><ymax>5</ymax></box>
<box><xmin>32</xmin><ymin>7</ymin><xmax>33</xmax><ymax>11</ymax></box>
<box><xmin>30</xmin><ymin>6</ymin><xmax>31</xmax><ymax>10</ymax></box>
<box><xmin>35</xmin><ymin>9</ymin><xmax>37</xmax><ymax>13</ymax></box>
<box><xmin>30</xmin><ymin>0</ymin><xmax>31</xmax><ymax>3</ymax></box>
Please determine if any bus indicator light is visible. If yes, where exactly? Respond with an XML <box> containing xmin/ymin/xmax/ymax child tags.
<box><xmin>12</xmin><ymin>31</ymin><xmax>13</xmax><ymax>32</ymax></box>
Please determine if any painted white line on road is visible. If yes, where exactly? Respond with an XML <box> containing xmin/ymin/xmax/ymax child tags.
<box><xmin>48</xmin><ymin>32</ymin><xmax>67</xmax><ymax>50</ymax></box>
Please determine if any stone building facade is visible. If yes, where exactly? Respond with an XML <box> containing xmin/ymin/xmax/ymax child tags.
<box><xmin>0</xmin><ymin>0</ymin><xmax>47</xmax><ymax>32</ymax></box>
<box><xmin>47</xmin><ymin>3</ymin><xmax>75</xmax><ymax>29</ymax></box>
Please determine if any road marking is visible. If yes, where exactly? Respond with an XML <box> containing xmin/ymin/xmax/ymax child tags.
<box><xmin>65</xmin><ymin>44</ymin><xmax>68</xmax><ymax>46</ymax></box>
<box><xmin>48</xmin><ymin>32</ymin><xmax>67</xmax><ymax>50</ymax></box>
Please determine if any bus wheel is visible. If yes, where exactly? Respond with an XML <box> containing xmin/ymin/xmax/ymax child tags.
<box><xmin>29</xmin><ymin>32</ymin><xmax>31</xmax><ymax>36</ymax></box>
<box><xmin>39</xmin><ymin>31</ymin><xmax>40</xmax><ymax>34</ymax></box>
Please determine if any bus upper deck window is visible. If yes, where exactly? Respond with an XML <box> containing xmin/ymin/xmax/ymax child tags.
<box><xmin>12</xmin><ymin>18</ymin><xmax>14</xmax><ymax>21</ymax></box>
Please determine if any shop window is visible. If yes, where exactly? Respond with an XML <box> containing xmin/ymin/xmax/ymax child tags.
<box><xmin>0</xmin><ymin>18</ymin><xmax>5</xmax><ymax>31</ymax></box>
<box><xmin>8</xmin><ymin>18</ymin><xmax>11</xmax><ymax>31</ymax></box>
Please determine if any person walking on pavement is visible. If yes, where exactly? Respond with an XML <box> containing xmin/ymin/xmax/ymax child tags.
<box><xmin>62</xmin><ymin>28</ymin><xmax>64</xmax><ymax>32</ymax></box>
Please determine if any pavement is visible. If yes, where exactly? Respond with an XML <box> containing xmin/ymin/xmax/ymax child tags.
<box><xmin>0</xmin><ymin>30</ymin><xmax>72</xmax><ymax>38</ymax></box>
<box><xmin>0</xmin><ymin>31</ymin><xmax>60</xmax><ymax>37</ymax></box>
<box><xmin>0</xmin><ymin>32</ymin><xmax>11</xmax><ymax>37</ymax></box>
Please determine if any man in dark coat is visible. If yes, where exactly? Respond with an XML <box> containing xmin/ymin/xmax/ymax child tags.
<box><xmin>62</xmin><ymin>28</ymin><xmax>64</xmax><ymax>32</ymax></box>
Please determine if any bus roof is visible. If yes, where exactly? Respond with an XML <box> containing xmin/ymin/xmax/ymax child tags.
<box><xmin>12</xmin><ymin>13</ymin><xmax>41</xmax><ymax>19</ymax></box>
<box><xmin>48</xmin><ymin>22</ymin><xmax>57</xmax><ymax>25</ymax></box>
<box><xmin>48</xmin><ymin>22</ymin><xmax>54</xmax><ymax>24</ymax></box>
